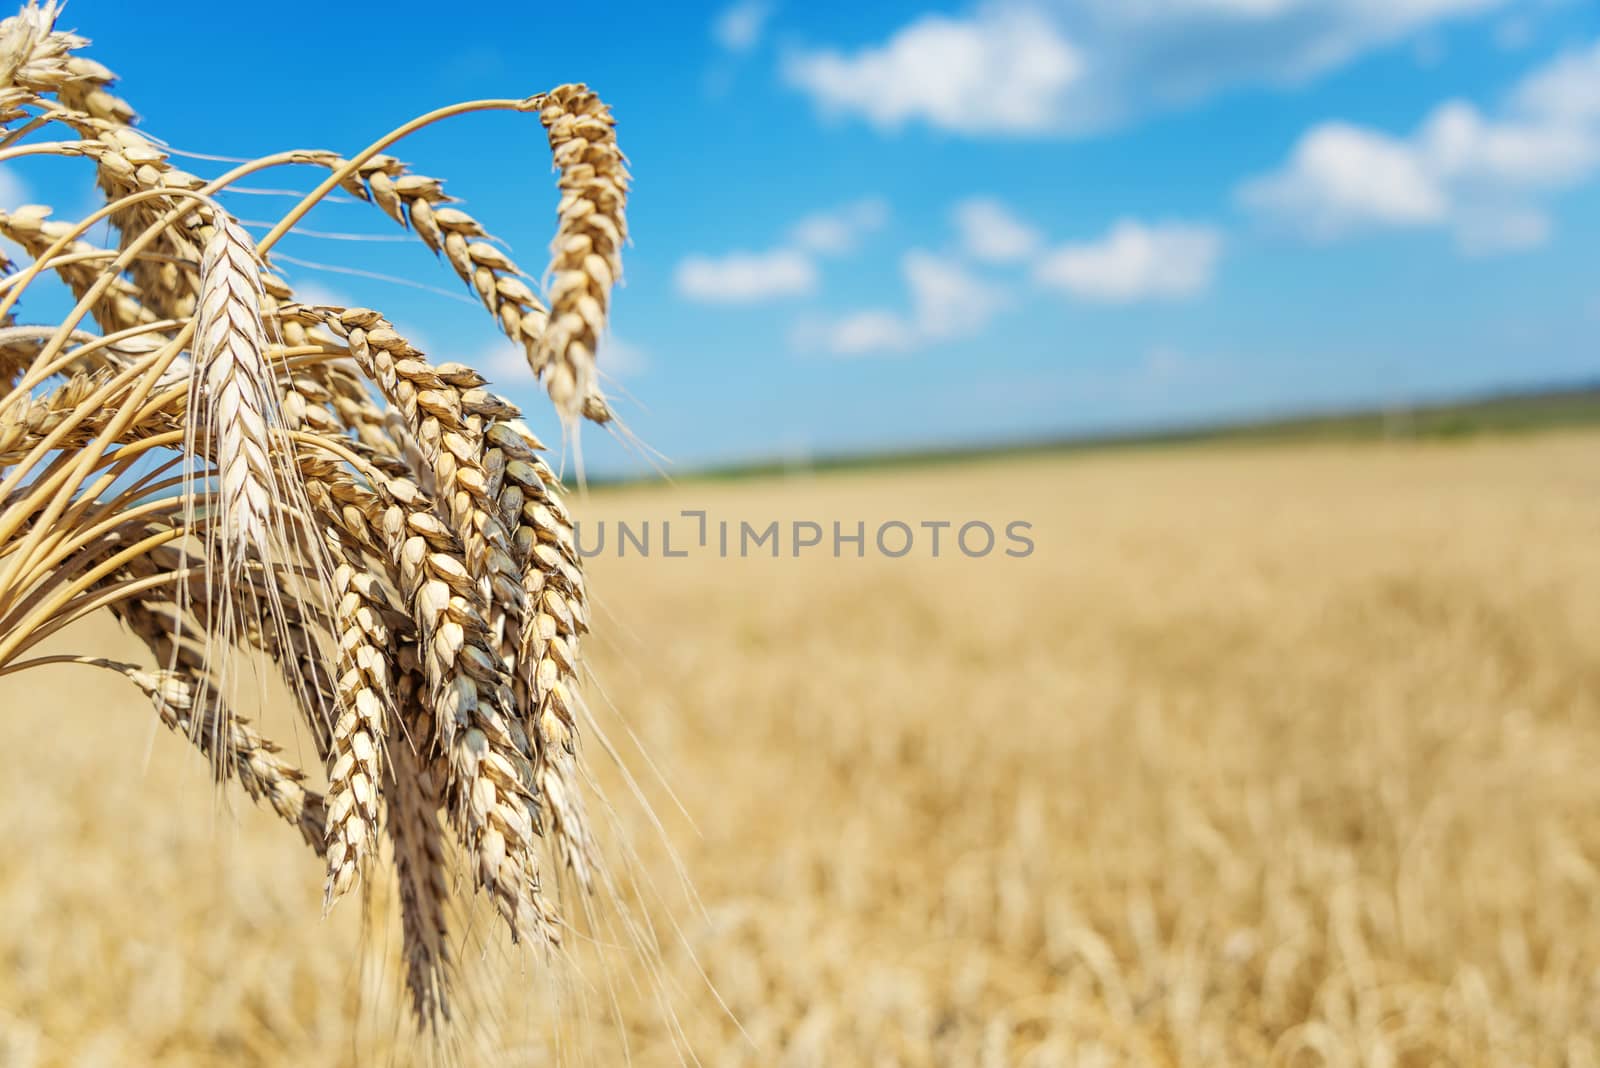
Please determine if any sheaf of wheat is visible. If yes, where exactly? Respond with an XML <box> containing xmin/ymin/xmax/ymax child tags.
<box><xmin>0</xmin><ymin>0</ymin><xmax>632</xmax><ymax>1031</ymax></box>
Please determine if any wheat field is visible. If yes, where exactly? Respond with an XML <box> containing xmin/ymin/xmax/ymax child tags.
<box><xmin>2</xmin><ymin>430</ymin><xmax>1598</xmax><ymax>1066</ymax></box>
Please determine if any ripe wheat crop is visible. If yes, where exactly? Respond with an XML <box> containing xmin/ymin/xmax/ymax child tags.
<box><xmin>0</xmin><ymin>0</ymin><xmax>630</xmax><ymax>1031</ymax></box>
<box><xmin>5</xmin><ymin>434</ymin><xmax>1595</xmax><ymax>1064</ymax></box>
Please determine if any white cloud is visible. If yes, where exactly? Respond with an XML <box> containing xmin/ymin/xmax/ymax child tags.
<box><xmin>713</xmin><ymin>1</ymin><xmax>775</xmax><ymax>54</ymax></box>
<box><xmin>783</xmin><ymin>8</ymin><xmax>1085</xmax><ymax>135</ymax></box>
<box><xmin>1239</xmin><ymin>37</ymin><xmax>1600</xmax><ymax>252</ymax></box>
<box><xmin>796</xmin><ymin>250</ymin><xmax>1008</xmax><ymax>356</ymax></box>
<box><xmin>903</xmin><ymin>249</ymin><xmax>1005</xmax><ymax>339</ymax></box>
<box><xmin>675</xmin><ymin>249</ymin><xmax>818</xmax><ymax>303</ymax></box>
<box><xmin>1034</xmin><ymin>219</ymin><xmax>1223</xmax><ymax>302</ymax></box>
<box><xmin>810</xmin><ymin>310</ymin><xmax>919</xmax><ymax>355</ymax></box>
<box><xmin>797</xmin><ymin>205</ymin><xmax>1226</xmax><ymax>354</ymax></box>
<box><xmin>953</xmin><ymin>197</ymin><xmax>1043</xmax><ymax>262</ymax></box>
<box><xmin>783</xmin><ymin>0</ymin><xmax>1513</xmax><ymax>138</ymax></box>
<box><xmin>1238</xmin><ymin>123</ymin><xmax>1448</xmax><ymax>237</ymax></box>
<box><xmin>1422</xmin><ymin>100</ymin><xmax>1597</xmax><ymax>187</ymax></box>
<box><xmin>789</xmin><ymin>197</ymin><xmax>890</xmax><ymax>255</ymax></box>
<box><xmin>678</xmin><ymin>199</ymin><xmax>886</xmax><ymax>304</ymax></box>
<box><xmin>1509</xmin><ymin>37</ymin><xmax>1600</xmax><ymax>128</ymax></box>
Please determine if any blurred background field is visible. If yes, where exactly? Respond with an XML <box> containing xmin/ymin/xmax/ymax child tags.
<box><xmin>2</xmin><ymin>428</ymin><xmax>1598</xmax><ymax>1066</ymax></box>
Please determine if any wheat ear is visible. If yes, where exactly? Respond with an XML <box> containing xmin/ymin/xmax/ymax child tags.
<box><xmin>189</xmin><ymin>215</ymin><xmax>279</xmax><ymax>582</ymax></box>
<box><xmin>323</xmin><ymin>537</ymin><xmax>393</xmax><ymax>908</ymax></box>
<box><xmin>536</xmin><ymin>84</ymin><xmax>629</xmax><ymax>422</ymax></box>
<box><xmin>387</xmin><ymin>676</ymin><xmax>454</xmax><ymax>1029</ymax></box>
<box><xmin>0</xmin><ymin>206</ymin><xmax>167</xmax><ymax>336</ymax></box>
<box><xmin>486</xmin><ymin>421</ymin><xmax>596</xmax><ymax>885</ymax></box>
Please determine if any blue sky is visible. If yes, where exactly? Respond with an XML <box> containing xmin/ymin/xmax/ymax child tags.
<box><xmin>9</xmin><ymin>0</ymin><xmax>1600</xmax><ymax>474</ymax></box>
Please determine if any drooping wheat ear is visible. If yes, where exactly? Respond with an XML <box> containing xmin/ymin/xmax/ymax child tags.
<box><xmin>321</xmin><ymin>156</ymin><xmax>551</xmax><ymax>381</ymax></box>
<box><xmin>183</xmin><ymin>219</ymin><xmax>342</xmax><ymax>753</ymax></box>
<box><xmin>0</xmin><ymin>206</ymin><xmax>167</xmax><ymax>336</ymax></box>
<box><xmin>387</xmin><ymin>669</ymin><xmax>454</xmax><ymax>1030</ymax></box>
<box><xmin>309</xmin><ymin>147</ymin><xmax>616</xmax><ymax>425</ymax></box>
<box><xmin>372</xmin><ymin>468</ymin><xmax>555</xmax><ymax>946</ymax></box>
<box><xmin>4</xmin><ymin>17</ymin><xmax>201</xmax><ymax>323</ymax></box>
<box><xmin>486</xmin><ymin>420</ymin><xmax>596</xmax><ymax>887</ymax></box>
<box><xmin>0</xmin><ymin>1</ymin><xmax>134</xmax><ymax>126</ymax></box>
<box><xmin>281</xmin><ymin>312</ymin><xmax>576</xmax><ymax>911</ymax></box>
<box><xmin>395</xmin><ymin>508</ymin><xmax>553</xmax><ymax>947</ymax></box>
<box><xmin>262</xmin><ymin>277</ymin><xmax>409</xmax><ymax>467</ymax></box>
<box><xmin>0</xmin><ymin>0</ymin><xmax>60</xmax><ymax>93</ymax></box>
<box><xmin>277</xmin><ymin>306</ymin><xmax>529</xmax><ymax>657</ymax></box>
<box><xmin>125</xmin><ymin>662</ymin><xmax>329</xmax><ymax>851</ymax></box>
<box><xmin>536</xmin><ymin>84</ymin><xmax>630</xmax><ymax>422</ymax></box>
<box><xmin>0</xmin><ymin>371</ymin><xmax>105</xmax><ymax>460</ymax></box>
<box><xmin>86</xmin><ymin>600</ymin><xmax>328</xmax><ymax>853</ymax></box>
<box><xmin>140</xmin><ymin>536</ymin><xmax>342</xmax><ymax>762</ymax></box>
<box><xmin>189</xmin><ymin>214</ymin><xmax>280</xmax><ymax>582</ymax></box>
<box><xmin>323</xmin><ymin>531</ymin><xmax>394</xmax><ymax>909</ymax></box>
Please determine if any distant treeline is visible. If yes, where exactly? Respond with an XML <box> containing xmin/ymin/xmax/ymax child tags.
<box><xmin>594</xmin><ymin>381</ymin><xmax>1600</xmax><ymax>487</ymax></box>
